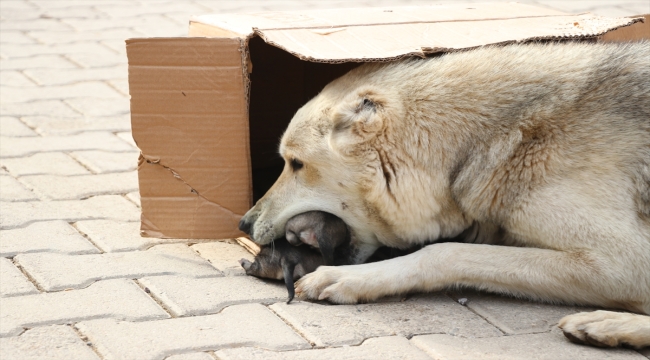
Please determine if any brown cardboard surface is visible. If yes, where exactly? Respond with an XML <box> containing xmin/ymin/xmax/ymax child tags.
<box><xmin>127</xmin><ymin>37</ymin><xmax>250</xmax><ymax>239</ymax></box>
<box><xmin>130</xmin><ymin>3</ymin><xmax>645</xmax><ymax>239</ymax></box>
<box><xmin>600</xmin><ymin>14</ymin><xmax>649</xmax><ymax>41</ymax></box>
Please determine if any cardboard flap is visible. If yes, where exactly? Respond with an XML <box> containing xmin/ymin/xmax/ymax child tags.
<box><xmin>254</xmin><ymin>14</ymin><xmax>640</xmax><ymax>62</ymax></box>
<box><xmin>191</xmin><ymin>3</ymin><xmax>641</xmax><ymax>63</ymax></box>
<box><xmin>191</xmin><ymin>2</ymin><xmax>567</xmax><ymax>36</ymax></box>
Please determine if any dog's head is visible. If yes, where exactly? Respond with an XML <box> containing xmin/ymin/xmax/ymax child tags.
<box><xmin>239</xmin><ymin>62</ymin><xmax>468</xmax><ymax>261</ymax></box>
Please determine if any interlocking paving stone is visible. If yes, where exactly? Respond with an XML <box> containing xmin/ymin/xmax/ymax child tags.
<box><xmin>0</xmin><ymin>195</ymin><xmax>140</xmax><ymax>229</ymax></box>
<box><xmin>115</xmin><ymin>131</ymin><xmax>137</xmax><ymax>148</ymax></box>
<box><xmin>450</xmin><ymin>291</ymin><xmax>592</xmax><ymax>335</ymax></box>
<box><xmin>108</xmin><ymin>79</ymin><xmax>129</xmax><ymax>96</ymax></box>
<box><xmin>0</xmin><ymin>174</ymin><xmax>38</xmax><ymax>201</ymax></box>
<box><xmin>64</xmin><ymin>97</ymin><xmax>129</xmax><ymax>116</ymax></box>
<box><xmin>74</xmin><ymin>220</ymin><xmax>182</xmax><ymax>252</ymax></box>
<box><xmin>0</xmin><ymin>19</ymin><xmax>74</xmax><ymax>31</ymax></box>
<box><xmin>15</xmin><ymin>244</ymin><xmax>221</xmax><ymax>291</ymax></box>
<box><xmin>270</xmin><ymin>294</ymin><xmax>502</xmax><ymax>347</ymax></box>
<box><xmin>0</xmin><ymin>99</ymin><xmax>80</xmax><ymax>117</ymax></box>
<box><xmin>0</xmin><ymin>132</ymin><xmax>133</xmax><ymax>158</ymax></box>
<box><xmin>66</xmin><ymin>52</ymin><xmax>128</xmax><ymax>68</ymax></box>
<box><xmin>0</xmin><ymin>257</ymin><xmax>39</xmax><ymax>297</ymax></box>
<box><xmin>125</xmin><ymin>191</ymin><xmax>140</xmax><ymax>207</ymax></box>
<box><xmin>216</xmin><ymin>336</ymin><xmax>433</xmax><ymax>360</ymax></box>
<box><xmin>1</xmin><ymin>71</ymin><xmax>38</xmax><ymax>87</ymax></box>
<box><xmin>138</xmin><ymin>275</ymin><xmax>286</xmax><ymax>317</ymax></box>
<box><xmin>70</xmin><ymin>150</ymin><xmax>138</xmax><ymax>173</ymax></box>
<box><xmin>76</xmin><ymin>303</ymin><xmax>310</xmax><ymax>360</ymax></box>
<box><xmin>0</xmin><ymin>31</ymin><xmax>37</xmax><ymax>44</ymax></box>
<box><xmin>0</xmin><ymin>54</ymin><xmax>78</xmax><ymax>70</ymax></box>
<box><xmin>20</xmin><ymin>172</ymin><xmax>138</xmax><ymax>200</ymax></box>
<box><xmin>0</xmin><ymin>220</ymin><xmax>99</xmax><ymax>257</ymax></box>
<box><xmin>0</xmin><ymin>116</ymin><xmax>37</xmax><ymax>136</ymax></box>
<box><xmin>1</xmin><ymin>81</ymin><xmax>123</xmax><ymax>103</ymax></box>
<box><xmin>1</xmin><ymin>152</ymin><xmax>90</xmax><ymax>176</ymax></box>
<box><xmin>25</xmin><ymin>66</ymin><xmax>126</xmax><ymax>86</ymax></box>
<box><xmin>191</xmin><ymin>241</ymin><xmax>255</xmax><ymax>276</ymax></box>
<box><xmin>0</xmin><ymin>325</ymin><xmax>100</xmax><ymax>360</ymax></box>
<box><xmin>22</xmin><ymin>115</ymin><xmax>131</xmax><ymax>135</ymax></box>
<box><xmin>0</xmin><ymin>279</ymin><xmax>169</xmax><ymax>337</ymax></box>
<box><xmin>410</xmin><ymin>328</ymin><xmax>645</xmax><ymax>360</ymax></box>
<box><xmin>27</xmin><ymin>28</ymin><xmax>143</xmax><ymax>45</ymax></box>
<box><xmin>165</xmin><ymin>353</ymin><xmax>215</xmax><ymax>360</ymax></box>
<box><xmin>0</xmin><ymin>42</ymin><xmax>115</xmax><ymax>59</ymax></box>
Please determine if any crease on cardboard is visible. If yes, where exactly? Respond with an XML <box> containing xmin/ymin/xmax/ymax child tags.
<box><xmin>138</xmin><ymin>153</ymin><xmax>241</xmax><ymax>217</ymax></box>
<box><xmin>255</xmin><ymin>13</ymin><xmax>593</xmax><ymax>32</ymax></box>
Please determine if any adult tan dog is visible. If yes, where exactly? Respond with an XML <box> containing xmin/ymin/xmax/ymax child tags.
<box><xmin>238</xmin><ymin>42</ymin><xmax>650</xmax><ymax>348</ymax></box>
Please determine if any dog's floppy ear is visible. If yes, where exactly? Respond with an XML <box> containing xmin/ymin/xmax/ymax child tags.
<box><xmin>330</xmin><ymin>89</ymin><xmax>388</xmax><ymax>150</ymax></box>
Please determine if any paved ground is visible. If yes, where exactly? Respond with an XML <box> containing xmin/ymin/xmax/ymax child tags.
<box><xmin>1</xmin><ymin>0</ymin><xmax>649</xmax><ymax>359</ymax></box>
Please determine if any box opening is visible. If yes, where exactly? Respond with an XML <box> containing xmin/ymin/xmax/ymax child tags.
<box><xmin>248</xmin><ymin>36</ymin><xmax>360</xmax><ymax>201</ymax></box>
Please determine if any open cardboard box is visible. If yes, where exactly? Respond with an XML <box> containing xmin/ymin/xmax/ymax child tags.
<box><xmin>126</xmin><ymin>2</ymin><xmax>648</xmax><ymax>239</ymax></box>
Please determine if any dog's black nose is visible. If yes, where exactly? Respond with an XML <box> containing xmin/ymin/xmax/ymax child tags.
<box><xmin>238</xmin><ymin>218</ymin><xmax>252</xmax><ymax>234</ymax></box>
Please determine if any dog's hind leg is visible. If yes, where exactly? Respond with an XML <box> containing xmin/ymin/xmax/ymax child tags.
<box><xmin>558</xmin><ymin>310</ymin><xmax>650</xmax><ymax>348</ymax></box>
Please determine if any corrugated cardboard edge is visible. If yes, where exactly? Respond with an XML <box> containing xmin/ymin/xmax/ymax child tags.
<box><xmin>600</xmin><ymin>14</ymin><xmax>649</xmax><ymax>41</ymax></box>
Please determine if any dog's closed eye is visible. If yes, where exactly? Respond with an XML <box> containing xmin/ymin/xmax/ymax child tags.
<box><xmin>291</xmin><ymin>158</ymin><xmax>304</xmax><ymax>171</ymax></box>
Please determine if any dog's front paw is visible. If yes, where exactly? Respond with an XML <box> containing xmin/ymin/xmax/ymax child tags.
<box><xmin>558</xmin><ymin>310</ymin><xmax>650</xmax><ymax>348</ymax></box>
<box><xmin>295</xmin><ymin>266</ymin><xmax>369</xmax><ymax>304</ymax></box>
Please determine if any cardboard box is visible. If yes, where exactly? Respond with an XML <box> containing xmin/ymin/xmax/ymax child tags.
<box><xmin>126</xmin><ymin>2</ymin><xmax>646</xmax><ymax>239</ymax></box>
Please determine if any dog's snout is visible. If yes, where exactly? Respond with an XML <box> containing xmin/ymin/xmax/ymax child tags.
<box><xmin>239</xmin><ymin>218</ymin><xmax>253</xmax><ymax>235</ymax></box>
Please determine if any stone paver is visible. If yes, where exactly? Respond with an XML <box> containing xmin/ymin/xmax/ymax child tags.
<box><xmin>0</xmin><ymin>279</ymin><xmax>169</xmax><ymax>337</ymax></box>
<box><xmin>1</xmin><ymin>81</ymin><xmax>123</xmax><ymax>103</ymax></box>
<box><xmin>75</xmin><ymin>219</ymin><xmax>183</xmax><ymax>252</ymax></box>
<box><xmin>115</xmin><ymin>131</ymin><xmax>137</xmax><ymax>148</ymax></box>
<box><xmin>15</xmin><ymin>244</ymin><xmax>221</xmax><ymax>291</ymax></box>
<box><xmin>1</xmin><ymin>152</ymin><xmax>90</xmax><ymax>176</ymax></box>
<box><xmin>125</xmin><ymin>191</ymin><xmax>141</xmax><ymax>207</ymax></box>
<box><xmin>27</xmin><ymin>28</ymin><xmax>143</xmax><ymax>45</ymax></box>
<box><xmin>77</xmin><ymin>303</ymin><xmax>310</xmax><ymax>360</ymax></box>
<box><xmin>0</xmin><ymin>99</ymin><xmax>80</xmax><ymax>117</ymax></box>
<box><xmin>0</xmin><ymin>54</ymin><xmax>78</xmax><ymax>70</ymax></box>
<box><xmin>450</xmin><ymin>291</ymin><xmax>592</xmax><ymax>335</ymax></box>
<box><xmin>410</xmin><ymin>327</ymin><xmax>645</xmax><ymax>360</ymax></box>
<box><xmin>0</xmin><ymin>257</ymin><xmax>39</xmax><ymax>297</ymax></box>
<box><xmin>0</xmin><ymin>132</ymin><xmax>133</xmax><ymax>157</ymax></box>
<box><xmin>0</xmin><ymin>116</ymin><xmax>37</xmax><ymax>136</ymax></box>
<box><xmin>20</xmin><ymin>172</ymin><xmax>138</xmax><ymax>200</ymax></box>
<box><xmin>0</xmin><ymin>325</ymin><xmax>100</xmax><ymax>360</ymax></box>
<box><xmin>70</xmin><ymin>150</ymin><xmax>138</xmax><ymax>173</ymax></box>
<box><xmin>139</xmin><ymin>275</ymin><xmax>287</xmax><ymax>316</ymax></box>
<box><xmin>25</xmin><ymin>66</ymin><xmax>127</xmax><ymax>86</ymax></box>
<box><xmin>0</xmin><ymin>175</ymin><xmax>38</xmax><ymax>201</ymax></box>
<box><xmin>64</xmin><ymin>97</ymin><xmax>130</xmax><ymax>117</ymax></box>
<box><xmin>0</xmin><ymin>220</ymin><xmax>100</xmax><ymax>257</ymax></box>
<box><xmin>165</xmin><ymin>353</ymin><xmax>215</xmax><ymax>360</ymax></box>
<box><xmin>1</xmin><ymin>71</ymin><xmax>38</xmax><ymax>87</ymax></box>
<box><xmin>270</xmin><ymin>294</ymin><xmax>502</xmax><ymax>347</ymax></box>
<box><xmin>0</xmin><ymin>195</ymin><xmax>140</xmax><ymax>229</ymax></box>
<box><xmin>21</xmin><ymin>115</ymin><xmax>131</xmax><ymax>135</ymax></box>
<box><xmin>1</xmin><ymin>42</ymin><xmax>116</xmax><ymax>59</ymax></box>
<box><xmin>191</xmin><ymin>241</ymin><xmax>255</xmax><ymax>276</ymax></box>
<box><xmin>217</xmin><ymin>336</ymin><xmax>433</xmax><ymax>360</ymax></box>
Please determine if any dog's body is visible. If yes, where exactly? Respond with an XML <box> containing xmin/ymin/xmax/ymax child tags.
<box><xmin>239</xmin><ymin>42</ymin><xmax>650</xmax><ymax>347</ymax></box>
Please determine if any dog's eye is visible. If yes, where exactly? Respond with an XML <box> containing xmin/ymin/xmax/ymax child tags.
<box><xmin>290</xmin><ymin>158</ymin><xmax>304</xmax><ymax>171</ymax></box>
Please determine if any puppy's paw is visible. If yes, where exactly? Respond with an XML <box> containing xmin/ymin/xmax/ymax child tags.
<box><xmin>558</xmin><ymin>310</ymin><xmax>650</xmax><ymax>348</ymax></box>
<box><xmin>295</xmin><ymin>266</ymin><xmax>373</xmax><ymax>304</ymax></box>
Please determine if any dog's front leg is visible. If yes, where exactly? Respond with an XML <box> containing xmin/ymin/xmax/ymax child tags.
<box><xmin>295</xmin><ymin>242</ymin><xmax>641</xmax><ymax>309</ymax></box>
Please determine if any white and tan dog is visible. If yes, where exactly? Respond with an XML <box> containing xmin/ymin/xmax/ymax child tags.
<box><xmin>238</xmin><ymin>42</ymin><xmax>650</xmax><ymax>348</ymax></box>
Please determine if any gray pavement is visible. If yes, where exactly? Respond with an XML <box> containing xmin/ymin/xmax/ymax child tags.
<box><xmin>1</xmin><ymin>1</ymin><xmax>649</xmax><ymax>359</ymax></box>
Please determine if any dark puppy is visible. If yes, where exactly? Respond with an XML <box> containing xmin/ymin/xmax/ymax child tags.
<box><xmin>239</xmin><ymin>238</ymin><xmax>323</xmax><ymax>303</ymax></box>
<box><xmin>285</xmin><ymin>211</ymin><xmax>350</xmax><ymax>266</ymax></box>
<box><xmin>239</xmin><ymin>211</ymin><xmax>351</xmax><ymax>303</ymax></box>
